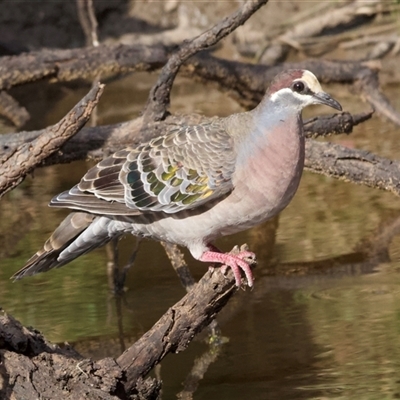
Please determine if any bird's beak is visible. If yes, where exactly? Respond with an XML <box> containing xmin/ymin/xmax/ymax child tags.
<box><xmin>313</xmin><ymin>92</ymin><xmax>342</xmax><ymax>111</ymax></box>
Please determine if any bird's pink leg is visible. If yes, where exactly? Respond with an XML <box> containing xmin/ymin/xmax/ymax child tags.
<box><xmin>200</xmin><ymin>250</ymin><xmax>255</xmax><ymax>287</ymax></box>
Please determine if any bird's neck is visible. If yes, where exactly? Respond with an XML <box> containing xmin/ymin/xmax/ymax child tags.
<box><xmin>227</xmin><ymin>103</ymin><xmax>304</xmax><ymax>164</ymax></box>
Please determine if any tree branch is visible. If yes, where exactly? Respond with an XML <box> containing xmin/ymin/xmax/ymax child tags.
<box><xmin>117</xmin><ymin>264</ymin><xmax>239</xmax><ymax>394</ymax></box>
<box><xmin>0</xmin><ymin>82</ymin><xmax>104</xmax><ymax>197</ymax></box>
<box><xmin>142</xmin><ymin>0</ymin><xmax>269</xmax><ymax>123</ymax></box>
<box><xmin>305</xmin><ymin>139</ymin><xmax>400</xmax><ymax>196</ymax></box>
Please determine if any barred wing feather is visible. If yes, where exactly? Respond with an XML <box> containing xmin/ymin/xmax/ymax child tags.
<box><xmin>51</xmin><ymin>122</ymin><xmax>236</xmax><ymax>215</ymax></box>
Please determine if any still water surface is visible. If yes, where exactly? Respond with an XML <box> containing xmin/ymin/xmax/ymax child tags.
<box><xmin>1</xmin><ymin>75</ymin><xmax>400</xmax><ymax>399</ymax></box>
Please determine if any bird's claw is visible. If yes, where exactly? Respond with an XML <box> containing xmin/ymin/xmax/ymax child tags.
<box><xmin>230</xmin><ymin>244</ymin><xmax>256</xmax><ymax>262</ymax></box>
<box><xmin>201</xmin><ymin>245</ymin><xmax>256</xmax><ymax>288</ymax></box>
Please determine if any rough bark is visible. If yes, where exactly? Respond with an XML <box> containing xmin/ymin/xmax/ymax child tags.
<box><xmin>0</xmin><ymin>44</ymin><xmax>171</xmax><ymax>90</ymax></box>
<box><xmin>303</xmin><ymin>110</ymin><xmax>373</xmax><ymax>138</ymax></box>
<box><xmin>305</xmin><ymin>140</ymin><xmax>400</xmax><ymax>195</ymax></box>
<box><xmin>0</xmin><ymin>311</ymin><xmax>159</xmax><ymax>400</ymax></box>
<box><xmin>116</xmin><ymin>266</ymin><xmax>239</xmax><ymax>395</ymax></box>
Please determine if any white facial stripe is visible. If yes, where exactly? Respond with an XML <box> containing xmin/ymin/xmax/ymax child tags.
<box><xmin>291</xmin><ymin>91</ymin><xmax>314</xmax><ymax>104</ymax></box>
<box><xmin>269</xmin><ymin>87</ymin><xmax>291</xmax><ymax>103</ymax></box>
<box><xmin>269</xmin><ymin>87</ymin><xmax>315</xmax><ymax>107</ymax></box>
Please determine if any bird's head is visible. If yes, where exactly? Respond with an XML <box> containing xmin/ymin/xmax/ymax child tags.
<box><xmin>266</xmin><ymin>69</ymin><xmax>342</xmax><ymax>112</ymax></box>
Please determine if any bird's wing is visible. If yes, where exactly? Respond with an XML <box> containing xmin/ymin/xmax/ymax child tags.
<box><xmin>51</xmin><ymin>121</ymin><xmax>236</xmax><ymax>215</ymax></box>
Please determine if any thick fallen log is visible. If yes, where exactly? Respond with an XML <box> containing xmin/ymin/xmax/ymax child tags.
<box><xmin>0</xmin><ymin>310</ymin><xmax>124</xmax><ymax>400</ymax></box>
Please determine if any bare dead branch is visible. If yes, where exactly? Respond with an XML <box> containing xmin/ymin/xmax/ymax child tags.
<box><xmin>305</xmin><ymin>140</ymin><xmax>400</xmax><ymax>196</ymax></box>
<box><xmin>304</xmin><ymin>110</ymin><xmax>374</xmax><ymax>139</ymax></box>
<box><xmin>353</xmin><ymin>67</ymin><xmax>400</xmax><ymax>126</ymax></box>
<box><xmin>116</xmin><ymin>260</ymin><xmax>241</xmax><ymax>395</ymax></box>
<box><xmin>0</xmin><ymin>109</ymin><xmax>366</xmax><ymax>162</ymax></box>
<box><xmin>0</xmin><ymin>108</ymin><xmax>394</xmax><ymax>200</ymax></box>
<box><xmin>0</xmin><ymin>39</ymin><xmax>397</xmax><ymax>128</ymax></box>
<box><xmin>0</xmin><ymin>44</ymin><xmax>170</xmax><ymax>90</ymax></box>
<box><xmin>0</xmin><ymin>91</ymin><xmax>30</xmax><ymax>128</ymax></box>
<box><xmin>0</xmin><ymin>312</ymin><xmax>126</xmax><ymax>400</ymax></box>
<box><xmin>260</xmin><ymin>1</ymin><xmax>380</xmax><ymax>64</ymax></box>
<box><xmin>0</xmin><ymin>252</ymin><xmax>244</xmax><ymax>398</ymax></box>
<box><xmin>182</xmin><ymin>54</ymin><xmax>400</xmax><ymax>127</ymax></box>
<box><xmin>142</xmin><ymin>0</ymin><xmax>269</xmax><ymax>123</ymax></box>
<box><xmin>0</xmin><ymin>82</ymin><xmax>104</xmax><ymax>197</ymax></box>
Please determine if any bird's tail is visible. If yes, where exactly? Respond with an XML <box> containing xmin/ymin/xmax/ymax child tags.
<box><xmin>12</xmin><ymin>212</ymin><xmax>113</xmax><ymax>280</ymax></box>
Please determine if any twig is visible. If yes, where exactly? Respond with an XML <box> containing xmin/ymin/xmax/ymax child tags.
<box><xmin>282</xmin><ymin>2</ymin><xmax>333</xmax><ymax>28</ymax></box>
<box><xmin>161</xmin><ymin>242</ymin><xmax>196</xmax><ymax>291</ymax></box>
<box><xmin>107</xmin><ymin>237</ymin><xmax>143</xmax><ymax>295</ymax></box>
<box><xmin>297</xmin><ymin>22</ymin><xmax>399</xmax><ymax>55</ymax></box>
<box><xmin>76</xmin><ymin>0</ymin><xmax>99</xmax><ymax>47</ymax></box>
<box><xmin>76</xmin><ymin>0</ymin><xmax>101</xmax><ymax>127</ymax></box>
<box><xmin>340</xmin><ymin>32</ymin><xmax>399</xmax><ymax>50</ymax></box>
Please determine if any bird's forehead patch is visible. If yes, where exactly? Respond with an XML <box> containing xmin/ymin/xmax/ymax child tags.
<box><xmin>268</xmin><ymin>69</ymin><xmax>304</xmax><ymax>94</ymax></box>
<box><xmin>296</xmin><ymin>70</ymin><xmax>322</xmax><ymax>93</ymax></box>
<box><xmin>268</xmin><ymin>69</ymin><xmax>323</xmax><ymax>96</ymax></box>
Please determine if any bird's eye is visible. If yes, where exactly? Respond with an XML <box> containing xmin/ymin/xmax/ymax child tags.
<box><xmin>292</xmin><ymin>81</ymin><xmax>305</xmax><ymax>93</ymax></box>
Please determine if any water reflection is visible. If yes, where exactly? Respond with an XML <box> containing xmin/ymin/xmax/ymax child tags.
<box><xmin>1</xmin><ymin>75</ymin><xmax>400</xmax><ymax>399</ymax></box>
<box><xmin>301</xmin><ymin>271</ymin><xmax>400</xmax><ymax>399</ymax></box>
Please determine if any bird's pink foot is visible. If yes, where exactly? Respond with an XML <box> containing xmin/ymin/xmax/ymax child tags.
<box><xmin>200</xmin><ymin>251</ymin><xmax>254</xmax><ymax>287</ymax></box>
